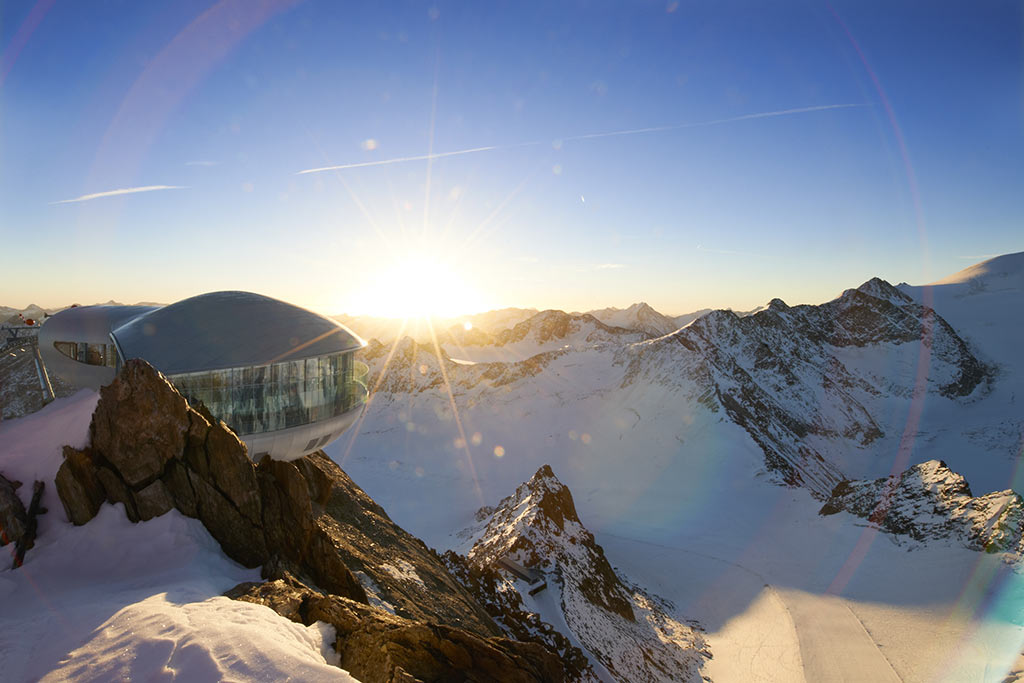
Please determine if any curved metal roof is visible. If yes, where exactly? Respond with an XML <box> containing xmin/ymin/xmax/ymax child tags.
<box><xmin>39</xmin><ymin>304</ymin><xmax>157</xmax><ymax>346</ymax></box>
<box><xmin>111</xmin><ymin>291</ymin><xmax>364</xmax><ymax>375</ymax></box>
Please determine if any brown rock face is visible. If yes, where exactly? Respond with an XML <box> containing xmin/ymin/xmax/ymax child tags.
<box><xmin>0</xmin><ymin>473</ymin><xmax>28</xmax><ymax>546</ymax></box>
<box><xmin>89</xmin><ymin>360</ymin><xmax>189</xmax><ymax>487</ymax></box>
<box><xmin>227</xmin><ymin>576</ymin><xmax>565</xmax><ymax>683</ymax></box>
<box><xmin>294</xmin><ymin>452</ymin><xmax>503</xmax><ymax>638</ymax></box>
<box><xmin>54</xmin><ymin>359</ymin><xmax>366</xmax><ymax>603</ymax></box>
<box><xmin>53</xmin><ymin>447</ymin><xmax>106</xmax><ymax>525</ymax></box>
<box><xmin>53</xmin><ymin>359</ymin><xmax>566</xmax><ymax>679</ymax></box>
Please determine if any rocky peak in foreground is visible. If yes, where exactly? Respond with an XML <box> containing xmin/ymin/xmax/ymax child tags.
<box><xmin>229</xmin><ymin>574</ymin><xmax>565</xmax><ymax>683</ymax></box>
<box><xmin>820</xmin><ymin>460</ymin><xmax>1024</xmax><ymax>556</ymax></box>
<box><xmin>462</xmin><ymin>465</ymin><xmax>709</xmax><ymax>683</ymax></box>
<box><xmin>52</xmin><ymin>359</ymin><xmax>566</xmax><ymax>681</ymax></box>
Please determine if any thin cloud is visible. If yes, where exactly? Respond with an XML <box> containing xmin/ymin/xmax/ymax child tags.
<box><xmin>296</xmin><ymin>103</ymin><xmax>866</xmax><ymax>175</ymax></box>
<box><xmin>596</xmin><ymin>263</ymin><xmax>626</xmax><ymax>269</ymax></box>
<box><xmin>52</xmin><ymin>185</ymin><xmax>186</xmax><ymax>204</ymax></box>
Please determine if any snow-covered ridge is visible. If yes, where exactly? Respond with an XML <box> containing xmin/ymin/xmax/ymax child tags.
<box><xmin>820</xmin><ymin>459</ymin><xmax>1024</xmax><ymax>557</ymax></box>
<box><xmin>462</xmin><ymin>465</ymin><xmax>708</xmax><ymax>683</ymax></box>
<box><xmin>582</xmin><ymin>302</ymin><xmax>680</xmax><ymax>338</ymax></box>
<box><xmin>359</xmin><ymin>277</ymin><xmax>992</xmax><ymax>497</ymax></box>
<box><xmin>927</xmin><ymin>251</ymin><xmax>1024</xmax><ymax>288</ymax></box>
<box><xmin>617</xmin><ymin>277</ymin><xmax>991</xmax><ymax>494</ymax></box>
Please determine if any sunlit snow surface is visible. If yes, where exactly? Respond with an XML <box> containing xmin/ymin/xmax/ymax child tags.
<box><xmin>0</xmin><ymin>392</ymin><xmax>352</xmax><ymax>682</ymax></box>
<box><xmin>333</xmin><ymin>262</ymin><xmax>1024</xmax><ymax>682</ymax></box>
<box><xmin>3</xmin><ymin>257</ymin><xmax>1024</xmax><ymax>681</ymax></box>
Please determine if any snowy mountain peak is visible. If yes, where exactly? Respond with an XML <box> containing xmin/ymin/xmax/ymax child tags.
<box><xmin>820</xmin><ymin>460</ymin><xmax>1024</xmax><ymax>556</ymax></box>
<box><xmin>464</xmin><ymin>467</ymin><xmax>708</xmax><ymax>682</ymax></box>
<box><xmin>585</xmin><ymin>302</ymin><xmax>678</xmax><ymax>338</ymax></box>
<box><xmin>496</xmin><ymin>310</ymin><xmax>640</xmax><ymax>348</ymax></box>
<box><xmin>468</xmin><ymin>464</ymin><xmax>594</xmax><ymax>573</ymax></box>
<box><xmin>851</xmin><ymin>277</ymin><xmax>915</xmax><ymax>305</ymax></box>
<box><xmin>767</xmin><ymin>297</ymin><xmax>789</xmax><ymax>312</ymax></box>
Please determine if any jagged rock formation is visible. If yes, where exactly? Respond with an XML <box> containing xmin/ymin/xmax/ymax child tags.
<box><xmin>52</xmin><ymin>358</ymin><xmax>507</xmax><ymax>633</ymax></box>
<box><xmin>227</xmin><ymin>573</ymin><xmax>565</xmax><ymax>683</ymax></box>
<box><xmin>54</xmin><ymin>359</ymin><xmax>367</xmax><ymax>600</ymax></box>
<box><xmin>819</xmin><ymin>460</ymin><xmax>1024</xmax><ymax>555</ymax></box>
<box><xmin>51</xmin><ymin>359</ymin><xmax>568</xmax><ymax>678</ymax></box>
<box><xmin>462</xmin><ymin>465</ymin><xmax>708</xmax><ymax>683</ymax></box>
<box><xmin>304</xmin><ymin>452</ymin><xmax>501</xmax><ymax>634</ymax></box>
<box><xmin>622</xmin><ymin>278</ymin><xmax>991</xmax><ymax>495</ymax></box>
<box><xmin>0</xmin><ymin>473</ymin><xmax>28</xmax><ymax>546</ymax></box>
<box><xmin>440</xmin><ymin>550</ymin><xmax>598</xmax><ymax>681</ymax></box>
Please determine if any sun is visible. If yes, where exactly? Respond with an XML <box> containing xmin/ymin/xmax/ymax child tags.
<box><xmin>355</xmin><ymin>252</ymin><xmax>489</xmax><ymax>319</ymax></box>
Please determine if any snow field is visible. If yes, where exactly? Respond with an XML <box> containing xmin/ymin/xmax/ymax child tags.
<box><xmin>0</xmin><ymin>392</ymin><xmax>354</xmax><ymax>682</ymax></box>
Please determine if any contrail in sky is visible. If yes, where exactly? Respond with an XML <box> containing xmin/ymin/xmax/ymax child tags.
<box><xmin>560</xmin><ymin>103</ymin><xmax>866</xmax><ymax>142</ymax></box>
<box><xmin>298</xmin><ymin>145</ymin><xmax>521</xmax><ymax>174</ymax></box>
<box><xmin>296</xmin><ymin>103</ymin><xmax>866</xmax><ymax>175</ymax></box>
<box><xmin>52</xmin><ymin>185</ymin><xmax>186</xmax><ymax>204</ymax></box>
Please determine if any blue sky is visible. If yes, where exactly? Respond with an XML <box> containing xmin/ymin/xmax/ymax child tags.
<box><xmin>2</xmin><ymin>0</ymin><xmax>1021</xmax><ymax>316</ymax></box>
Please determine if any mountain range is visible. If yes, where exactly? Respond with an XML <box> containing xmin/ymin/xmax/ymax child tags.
<box><xmin>2</xmin><ymin>251</ymin><xmax>1024</xmax><ymax>681</ymax></box>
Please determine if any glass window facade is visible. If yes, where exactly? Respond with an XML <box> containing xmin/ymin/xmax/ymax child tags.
<box><xmin>53</xmin><ymin>341</ymin><xmax>118</xmax><ymax>368</ymax></box>
<box><xmin>168</xmin><ymin>351</ymin><xmax>368</xmax><ymax>436</ymax></box>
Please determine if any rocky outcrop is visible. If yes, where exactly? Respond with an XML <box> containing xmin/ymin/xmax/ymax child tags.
<box><xmin>54</xmin><ymin>359</ymin><xmax>366</xmax><ymax>601</ymax></box>
<box><xmin>461</xmin><ymin>465</ymin><xmax>708</xmax><ymax>683</ymax></box>
<box><xmin>820</xmin><ymin>460</ymin><xmax>1024</xmax><ymax>556</ymax></box>
<box><xmin>469</xmin><ymin>466</ymin><xmax>635</xmax><ymax>622</ymax></box>
<box><xmin>294</xmin><ymin>451</ymin><xmax>502</xmax><ymax>636</ymax></box>
<box><xmin>0</xmin><ymin>473</ymin><xmax>28</xmax><ymax>546</ymax></box>
<box><xmin>440</xmin><ymin>550</ymin><xmax>597</xmax><ymax>681</ymax></box>
<box><xmin>227</xmin><ymin>573</ymin><xmax>566</xmax><ymax>683</ymax></box>
<box><xmin>52</xmin><ymin>358</ymin><xmax>539</xmax><ymax>664</ymax></box>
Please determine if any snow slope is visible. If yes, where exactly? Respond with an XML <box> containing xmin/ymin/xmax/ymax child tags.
<box><xmin>336</xmin><ymin>254</ymin><xmax>1024</xmax><ymax>681</ymax></box>
<box><xmin>0</xmin><ymin>392</ymin><xmax>354</xmax><ymax>681</ymax></box>
<box><xmin>895</xmin><ymin>250</ymin><xmax>1024</xmax><ymax>494</ymax></box>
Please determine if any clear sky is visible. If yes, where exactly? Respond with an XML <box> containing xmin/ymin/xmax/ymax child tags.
<box><xmin>2</xmin><ymin>0</ymin><xmax>1021</xmax><ymax>317</ymax></box>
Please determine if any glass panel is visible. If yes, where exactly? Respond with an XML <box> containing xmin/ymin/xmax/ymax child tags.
<box><xmin>164</xmin><ymin>351</ymin><xmax>368</xmax><ymax>439</ymax></box>
<box><xmin>53</xmin><ymin>341</ymin><xmax>77</xmax><ymax>360</ymax></box>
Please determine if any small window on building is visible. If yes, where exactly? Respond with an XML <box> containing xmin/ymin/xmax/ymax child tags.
<box><xmin>54</xmin><ymin>341</ymin><xmax>119</xmax><ymax>367</ymax></box>
<box><xmin>53</xmin><ymin>341</ymin><xmax>77</xmax><ymax>360</ymax></box>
